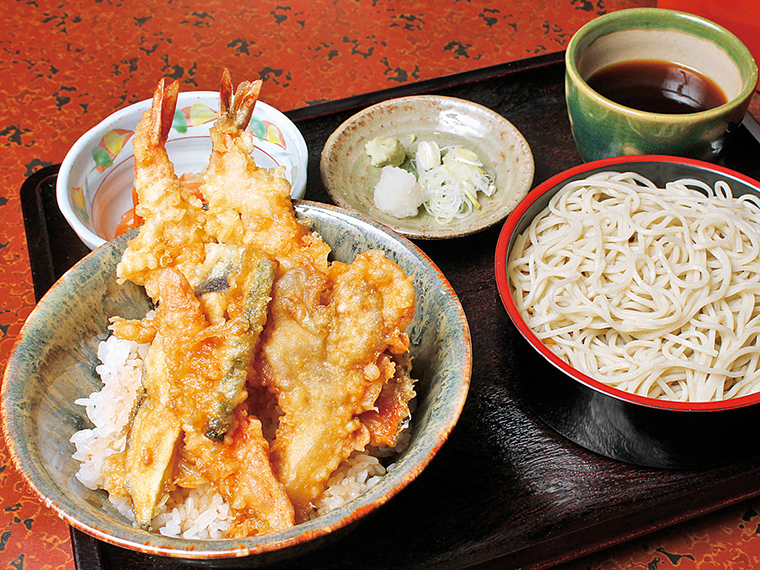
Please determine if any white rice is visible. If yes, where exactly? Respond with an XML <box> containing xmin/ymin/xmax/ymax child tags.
<box><xmin>153</xmin><ymin>484</ymin><xmax>232</xmax><ymax>539</ymax></box>
<box><xmin>70</xmin><ymin>335</ymin><xmax>148</xmax><ymax>491</ymax></box>
<box><xmin>309</xmin><ymin>452</ymin><xmax>386</xmax><ymax>518</ymax></box>
<box><xmin>71</xmin><ymin>335</ymin><xmax>406</xmax><ymax>538</ymax></box>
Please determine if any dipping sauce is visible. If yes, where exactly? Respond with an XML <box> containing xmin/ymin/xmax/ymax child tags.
<box><xmin>586</xmin><ymin>59</ymin><xmax>728</xmax><ymax>114</ymax></box>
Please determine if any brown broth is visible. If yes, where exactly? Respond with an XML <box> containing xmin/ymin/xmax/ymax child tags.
<box><xmin>586</xmin><ymin>59</ymin><xmax>728</xmax><ymax>114</ymax></box>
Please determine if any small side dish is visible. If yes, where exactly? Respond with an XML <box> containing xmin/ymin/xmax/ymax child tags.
<box><xmin>321</xmin><ymin>95</ymin><xmax>534</xmax><ymax>240</ymax></box>
<box><xmin>56</xmin><ymin>82</ymin><xmax>308</xmax><ymax>250</ymax></box>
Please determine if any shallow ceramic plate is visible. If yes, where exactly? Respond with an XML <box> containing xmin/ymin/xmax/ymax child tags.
<box><xmin>320</xmin><ymin>95</ymin><xmax>534</xmax><ymax>239</ymax></box>
<box><xmin>57</xmin><ymin>92</ymin><xmax>308</xmax><ymax>250</ymax></box>
<box><xmin>1</xmin><ymin>201</ymin><xmax>471</xmax><ymax>562</ymax></box>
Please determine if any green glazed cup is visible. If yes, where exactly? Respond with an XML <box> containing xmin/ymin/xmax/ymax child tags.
<box><xmin>565</xmin><ymin>8</ymin><xmax>758</xmax><ymax>162</ymax></box>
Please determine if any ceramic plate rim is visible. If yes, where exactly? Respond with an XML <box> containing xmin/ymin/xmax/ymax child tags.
<box><xmin>320</xmin><ymin>94</ymin><xmax>535</xmax><ymax>240</ymax></box>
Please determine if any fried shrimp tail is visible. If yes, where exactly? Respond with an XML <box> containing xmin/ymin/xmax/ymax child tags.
<box><xmin>117</xmin><ymin>77</ymin><xmax>209</xmax><ymax>300</ymax></box>
<box><xmin>129</xmin><ymin>76</ymin><xmax>181</xmax><ymax>214</ymax></box>
<box><xmin>201</xmin><ymin>70</ymin><xmax>331</xmax><ymax>274</ymax></box>
<box><xmin>219</xmin><ymin>68</ymin><xmax>262</xmax><ymax>132</ymax></box>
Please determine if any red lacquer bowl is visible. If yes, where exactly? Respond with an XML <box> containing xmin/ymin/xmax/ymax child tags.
<box><xmin>495</xmin><ymin>155</ymin><xmax>760</xmax><ymax>469</ymax></box>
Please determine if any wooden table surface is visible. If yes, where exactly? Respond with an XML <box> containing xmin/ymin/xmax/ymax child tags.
<box><xmin>2</xmin><ymin>1</ymin><xmax>760</xmax><ymax>569</ymax></box>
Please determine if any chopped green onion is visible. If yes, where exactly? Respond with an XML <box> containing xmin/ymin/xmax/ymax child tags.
<box><xmin>416</xmin><ymin>143</ymin><xmax>494</xmax><ymax>224</ymax></box>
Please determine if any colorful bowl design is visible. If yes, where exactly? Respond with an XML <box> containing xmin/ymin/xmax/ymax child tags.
<box><xmin>57</xmin><ymin>92</ymin><xmax>308</xmax><ymax>250</ymax></box>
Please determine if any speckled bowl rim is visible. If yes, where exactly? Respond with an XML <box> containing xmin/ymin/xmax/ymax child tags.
<box><xmin>565</xmin><ymin>8</ymin><xmax>759</xmax><ymax>122</ymax></box>
<box><xmin>495</xmin><ymin>155</ymin><xmax>760</xmax><ymax>413</ymax></box>
<box><xmin>1</xmin><ymin>200</ymin><xmax>471</xmax><ymax>560</ymax></box>
<box><xmin>320</xmin><ymin>94</ymin><xmax>535</xmax><ymax>240</ymax></box>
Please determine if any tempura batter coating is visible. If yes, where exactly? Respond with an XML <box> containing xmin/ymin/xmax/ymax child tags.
<box><xmin>112</xmin><ymin>76</ymin><xmax>295</xmax><ymax>534</ymax></box>
<box><xmin>360</xmin><ymin>352</ymin><xmax>416</xmax><ymax>447</ymax></box>
<box><xmin>200</xmin><ymin>70</ymin><xmax>330</xmax><ymax>276</ymax></box>
<box><xmin>109</xmin><ymin>71</ymin><xmax>417</xmax><ymax>537</ymax></box>
<box><xmin>260</xmin><ymin>250</ymin><xmax>415</xmax><ymax>520</ymax></box>
<box><xmin>116</xmin><ymin>78</ymin><xmax>210</xmax><ymax>301</ymax></box>
<box><xmin>152</xmin><ymin>267</ymin><xmax>295</xmax><ymax>533</ymax></box>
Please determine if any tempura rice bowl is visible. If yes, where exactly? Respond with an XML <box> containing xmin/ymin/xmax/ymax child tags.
<box><xmin>1</xmin><ymin>201</ymin><xmax>471</xmax><ymax>561</ymax></box>
<box><xmin>495</xmin><ymin>155</ymin><xmax>760</xmax><ymax>469</ymax></box>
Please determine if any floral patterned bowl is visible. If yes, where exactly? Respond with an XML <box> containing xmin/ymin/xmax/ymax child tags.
<box><xmin>56</xmin><ymin>91</ymin><xmax>308</xmax><ymax>250</ymax></box>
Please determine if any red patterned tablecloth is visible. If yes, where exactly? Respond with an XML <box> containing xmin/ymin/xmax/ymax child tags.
<box><xmin>2</xmin><ymin>1</ymin><xmax>760</xmax><ymax>568</ymax></box>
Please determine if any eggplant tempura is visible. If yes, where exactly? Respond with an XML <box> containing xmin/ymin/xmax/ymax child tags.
<box><xmin>96</xmin><ymin>71</ymin><xmax>417</xmax><ymax>537</ymax></box>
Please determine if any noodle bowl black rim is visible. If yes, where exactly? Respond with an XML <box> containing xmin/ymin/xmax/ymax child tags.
<box><xmin>495</xmin><ymin>154</ymin><xmax>760</xmax><ymax>413</ymax></box>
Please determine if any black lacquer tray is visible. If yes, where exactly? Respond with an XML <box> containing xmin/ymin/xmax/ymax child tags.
<box><xmin>20</xmin><ymin>51</ymin><xmax>760</xmax><ymax>570</ymax></box>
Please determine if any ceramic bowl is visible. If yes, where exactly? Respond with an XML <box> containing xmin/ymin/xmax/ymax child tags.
<box><xmin>56</xmin><ymin>92</ymin><xmax>309</xmax><ymax>250</ymax></box>
<box><xmin>1</xmin><ymin>201</ymin><xmax>471</xmax><ymax>562</ymax></box>
<box><xmin>565</xmin><ymin>8</ymin><xmax>758</xmax><ymax>162</ymax></box>
<box><xmin>495</xmin><ymin>155</ymin><xmax>760</xmax><ymax>469</ymax></box>
<box><xmin>320</xmin><ymin>95</ymin><xmax>534</xmax><ymax>239</ymax></box>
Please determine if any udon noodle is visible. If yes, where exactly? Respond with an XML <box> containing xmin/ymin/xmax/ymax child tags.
<box><xmin>508</xmin><ymin>171</ymin><xmax>760</xmax><ymax>402</ymax></box>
